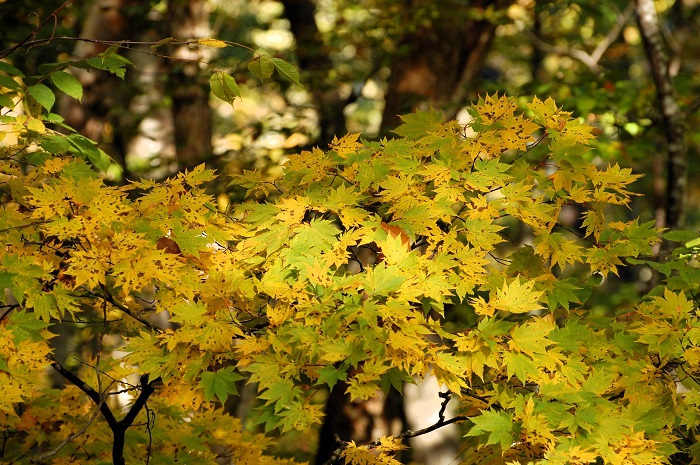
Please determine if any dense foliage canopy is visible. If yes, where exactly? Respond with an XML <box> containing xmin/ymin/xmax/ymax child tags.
<box><xmin>2</xmin><ymin>1</ymin><xmax>700</xmax><ymax>464</ymax></box>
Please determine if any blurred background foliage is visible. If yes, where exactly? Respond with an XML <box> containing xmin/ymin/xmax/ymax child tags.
<box><xmin>2</xmin><ymin>1</ymin><xmax>698</xmax><ymax>207</ymax></box>
<box><xmin>2</xmin><ymin>0</ymin><xmax>699</xmax><ymax>463</ymax></box>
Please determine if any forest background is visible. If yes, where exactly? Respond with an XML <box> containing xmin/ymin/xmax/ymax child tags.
<box><xmin>1</xmin><ymin>0</ymin><xmax>700</xmax><ymax>464</ymax></box>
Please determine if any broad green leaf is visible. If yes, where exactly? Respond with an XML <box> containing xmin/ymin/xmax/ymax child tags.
<box><xmin>40</xmin><ymin>134</ymin><xmax>72</xmax><ymax>153</ymax></box>
<box><xmin>66</xmin><ymin>134</ymin><xmax>110</xmax><ymax>171</ymax></box>
<box><xmin>51</xmin><ymin>71</ymin><xmax>83</xmax><ymax>101</ymax></box>
<box><xmin>210</xmin><ymin>70</ymin><xmax>240</xmax><ymax>105</ymax></box>
<box><xmin>271</xmin><ymin>57</ymin><xmax>301</xmax><ymax>86</ymax></box>
<box><xmin>0</xmin><ymin>61</ymin><xmax>24</xmax><ymax>76</ymax></box>
<box><xmin>28</xmin><ymin>84</ymin><xmax>55</xmax><ymax>111</ymax></box>
<box><xmin>248</xmin><ymin>54</ymin><xmax>275</xmax><ymax>80</ymax></box>
<box><xmin>548</xmin><ymin>278</ymin><xmax>582</xmax><ymax>311</ymax></box>
<box><xmin>392</xmin><ymin>109</ymin><xmax>443</xmax><ymax>140</ymax></box>
<box><xmin>663</xmin><ymin>229</ymin><xmax>699</xmax><ymax>243</ymax></box>
<box><xmin>0</xmin><ymin>74</ymin><xmax>22</xmax><ymax>92</ymax></box>
<box><xmin>318</xmin><ymin>365</ymin><xmax>348</xmax><ymax>390</ymax></box>
<box><xmin>7</xmin><ymin>310</ymin><xmax>50</xmax><ymax>343</ymax></box>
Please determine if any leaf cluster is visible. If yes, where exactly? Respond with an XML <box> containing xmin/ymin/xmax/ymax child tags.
<box><xmin>2</xmin><ymin>87</ymin><xmax>699</xmax><ymax>464</ymax></box>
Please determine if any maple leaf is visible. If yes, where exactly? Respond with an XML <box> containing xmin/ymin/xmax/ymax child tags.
<box><xmin>331</xmin><ymin>132</ymin><xmax>364</xmax><ymax>159</ymax></box>
<box><xmin>472</xmin><ymin>278</ymin><xmax>544</xmax><ymax>316</ymax></box>
<box><xmin>392</xmin><ymin>109</ymin><xmax>443</xmax><ymax>140</ymax></box>
<box><xmin>467</xmin><ymin>409</ymin><xmax>515</xmax><ymax>450</ymax></box>
<box><xmin>510</xmin><ymin>318</ymin><xmax>556</xmax><ymax>357</ymax></box>
<box><xmin>199</xmin><ymin>367</ymin><xmax>243</xmax><ymax>403</ymax></box>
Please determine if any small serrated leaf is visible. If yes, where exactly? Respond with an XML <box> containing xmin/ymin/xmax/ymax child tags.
<box><xmin>247</xmin><ymin>54</ymin><xmax>274</xmax><ymax>80</ymax></box>
<box><xmin>51</xmin><ymin>71</ymin><xmax>83</xmax><ymax>101</ymax></box>
<box><xmin>271</xmin><ymin>58</ymin><xmax>301</xmax><ymax>86</ymax></box>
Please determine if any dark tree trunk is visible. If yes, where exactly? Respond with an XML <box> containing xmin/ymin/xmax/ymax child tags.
<box><xmin>167</xmin><ymin>0</ymin><xmax>214</xmax><ymax>172</ymax></box>
<box><xmin>58</xmin><ymin>0</ymin><xmax>147</xmax><ymax>177</ymax></box>
<box><xmin>380</xmin><ymin>0</ymin><xmax>513</xmax><ymax>132</ymax></box>
<box><xmin>281</xmin><ymin>0</ymin><xmax>348</xmax><ymax>146</ymax></box>
<box><xmin>315</xmin><ymin>382</ymin><xmax>405</xmax><ymax>465</ymax></box>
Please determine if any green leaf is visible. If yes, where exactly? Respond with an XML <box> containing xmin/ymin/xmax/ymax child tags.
<box><xmin>392</xmin><ymin>109</ymin><xmax>443</xmax><ymax>140</ymax></box>
<box><xmin>0</xmin><ymin>61</ymin><xmax>24</xmax><ymax>77</ymax></box>
<box><xmin>663</xmin><ymin>229</ymin><xmax>699</xmax><ymax>243</ymax></box>
<box><xmin>65</xmin><ymin>134</ymin><xmax>111</xmax><ymax>171</ymax></box>
<box><xmin>26</xmin><ymin>292</ymin><xmax>58</xmax><ymax>322</ymax></box>
<box><xmin>467</xmin><ymin>409</ymin><xmax>515</xmax><ymax>450</ymax></box>
<box><xmin>504</xmin><ymin>351</ymin><xmax>537</xmax><ymax>381</ymax></box>
<box><xmin>259</xmin><ymin>379</ymin><xmax>298</xmax><ymax>412</ymax></box>
<box><xmin>248</xmin><ymin>54</ymin><xmax>275</xmax><ymax>80</ymax></box>
<box><xmin>171</xmin><ymin>220</ymin><xmax>211</xmax><ymax>256</ymax></box>
<box><xmin>8</xmin><ymin>310</ymin><xmax>50</xmax><ymax>343</ymax></box>
<box><xmin>0</xmin><ymin>93</ymin><xmax>13</xmax><ymax>108</ymax></box>
<box><xmin>271</xmin><ymin>58</ymin><xmax>301</xmax><ymax>86</ymax></box>
<box><xmin>318</xmin><ymin>365</ymin><xmax>348</xmax><ymax>390</ymax></box>
<box><xmin>85</xmin><ymin>53</ymin><xmax>131</xmax><ymax>78</ymax></box>
<box><xmin>364</xmin><ymin>263</ymin><xmax>405</xmax><ymax>296</ymax></box>
<box><xmin>40</xmin><ymin>134</ymin><xmax>72</xmax><ymax>153</ymax></box>
<box><xmin>169</xmin><ymin>300</ymin><xmax>208</xmax><ymax>325</ymax></box>
<box><xmin>28</xmin><ymin>84</ymin><xmax>55</xmax><ymax>111</ymax></box>
<box><xmin>51</xmin><ymin>71</ymin><xmax>83</xmax><ymax>101</ymax></box>
<box><xmin>379</xmin><ymin>367</ymin><xmax>414</xmax><ymax>394</ymax></box>
<box><xmin>0</xmin><ymin>74</ymin><xmax>22</xmax><ymax>92</ymax></box>
<box><xmin>199</xmin><ymin>367</ymin><xmax>242</xmax><ymax>403</ymax></box>
<box><xmin>210</xmin><ymin>70</ymin><xmax>240</xmax><ymax>105</ymax></box>
<box><xmin>547</xmin><ymin>278</ymin><xmax>582</xmax><ymax>311</ymax></box>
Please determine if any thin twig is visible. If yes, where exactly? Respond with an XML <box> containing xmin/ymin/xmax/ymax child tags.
<box><xmin>321</xmin><ymin>391</ymin><xmax>469</xmax><ymax>465</ymax></box>
<box><xmin>0</xmin><ymin>1</ymin><xmax>75</xmax><ymax>60</ymax></box>
<box><xmin>529</xmin><ymin>2</ymin><xmax>634</xmax><ymax>75</ymax></box>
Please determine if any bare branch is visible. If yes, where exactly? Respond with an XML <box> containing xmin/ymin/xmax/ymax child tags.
<box><xmin>320</xmin><ymin>391</ymin><xmax>469</xmax><ymax>465</ymax></box>
<box><xmin>98</xmin><ymin>286</ymin><xmax>163</xmax><ymax>334</ymax></box>
<box><xmin>48</xmin><ymin>358</ymin><xmax>118</xmax><ymax>428</ymax></box>
<box><xmin>529</xmin><ymin>2</ymin><xmax>634</xmax><ymax>76</ymax></box>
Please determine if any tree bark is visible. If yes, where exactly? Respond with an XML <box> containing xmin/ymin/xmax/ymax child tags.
<box><xmin>380</xmin><ymin>0</ymin><xmax>513</xmax><ymax>132</ymax></box>
<box><xmin>280</xmin><ymin>0</ymin><xmax>349</xmax><ymax>146</ymax></box>
<box><xmin>167</xmin><ymin>0</ymin><xmax>214</xmax><ymax>172</ymax></box>
<box><xmin>58</xmin><ymin>0</ymin><xmax>147</xmax><ymax>176</ymax></box>
<box><xmin>635</xmin><ymin>0</ymin><xmax>687</xmax><ymax>229</ymax></box>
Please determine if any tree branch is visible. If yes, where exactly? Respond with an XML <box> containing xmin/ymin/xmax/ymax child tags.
<box><xmin>320</xmin><ymin>391</ymin><xmax>469</xmax><ymax>465</ymax></box>
<box><xmin>49</xmin><ymin>358</ymin><xmax>118</xmax><ymax>427</ymax></box>
<box><xmin>48</xmin><ymin>359</ymin><xmax>160</xmax><ymax>465</ymax></box>
<box><xmin>30</xmin><ymin>380</ymin><xmax>114</xmax><ymax>463</ymax></box>
<box><xmin>99</xmin><ymin>286</ymin><xmax>163</xmax><ymax>334</ymax></box>
<box><xmin>529</xmin><ymin>2</ymin><xmax>634</xmax><ymax>76</ymax></box>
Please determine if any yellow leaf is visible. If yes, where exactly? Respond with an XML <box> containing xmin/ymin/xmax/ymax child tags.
<box><xmin>26</xmin><ymin>118</ymin><xmax>46</xmax><ymax>134</ymax></box>
<box><xmin>197</xmin><ymin>38</ymin><xmax>227</xmax><ymax>48</ymax></box>
<box><xmin>472</xmin><ymin>278</ymin><xmax>544</xmax><ymax>316</ymax></box>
